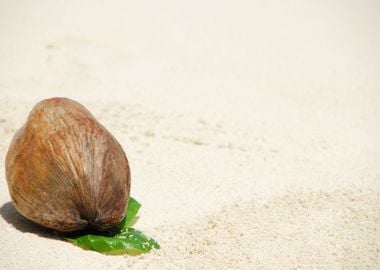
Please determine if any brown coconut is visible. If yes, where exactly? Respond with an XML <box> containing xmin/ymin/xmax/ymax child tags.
<box><xmin>5</xmin><ymin>97</ymin><xmax>131</xmax><ymax>232</ymax></box>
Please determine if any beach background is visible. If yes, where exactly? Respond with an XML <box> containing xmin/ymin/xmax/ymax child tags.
<box><xmin>0</xmin><ymin>0</ymin><xmax>379</xmax><ymax>269</ymax></box>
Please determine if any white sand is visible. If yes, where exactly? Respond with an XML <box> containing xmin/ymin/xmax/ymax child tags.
<box><xmin>0</xmin><ymin>1</ymin><xmax>379</xmax><ymax>269</ymax></box>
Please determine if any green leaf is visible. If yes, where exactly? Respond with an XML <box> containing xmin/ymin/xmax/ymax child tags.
<box><xmin>67</xmin><ymin>228</ymin><xmax>160</xmax><ymax>255</ymax></box>
<box><xmin>65</xmin><ymin>197</ymin><xmax>159</xmax><ymax>255</ymax></box>
<box><xmin>109</xmin><ymin>197</ymin><xmax>141</xmax><ymax>234</ymax></box>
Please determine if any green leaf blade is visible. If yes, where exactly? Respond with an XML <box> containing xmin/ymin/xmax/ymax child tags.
<box><xmin>124</xmin><ymin>197</ymin><xmax>141</xmax><ymax>228</ymax></box>
<box><xmin>65</xmin><ymin>197</ymin><xmax>159</xmax><ymax>255</ymax></box>
<box><xmin>68</xmin><ymin>228</ymin><xmax>160</xmax><ymax>255</ymax></box>
<box><xmin>110</xmin><ymin>197</ymin><xmax>141</xmax><ymax>234</ymax></box>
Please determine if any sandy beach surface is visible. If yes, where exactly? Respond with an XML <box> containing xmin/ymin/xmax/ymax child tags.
<box><xmin>0</xmin><ymin>1</ymin><xmax>379</xmax><ymax>269</ymax></box>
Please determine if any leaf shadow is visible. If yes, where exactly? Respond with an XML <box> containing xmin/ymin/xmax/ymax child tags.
<box><xmin>0</xmin><ymin>201</ymin><xmax>57</xmax><ymax>239</ymax></box>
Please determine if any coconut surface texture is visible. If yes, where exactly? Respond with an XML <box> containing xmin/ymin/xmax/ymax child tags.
<box><xmin>5</xmin><ymin>97</ymin><xmax>131</xmax><ymax>232</ymax></box>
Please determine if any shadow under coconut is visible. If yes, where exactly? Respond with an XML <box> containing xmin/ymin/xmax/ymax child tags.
<box><xmin>0</xmin><ymin>202</ymin><xmax>57</xmax><ymax>238</ymax></box>
<box><xmin>0</xmin><ymin>201</ymin><xmax>142</xmax><ymax>239</ymax></box>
